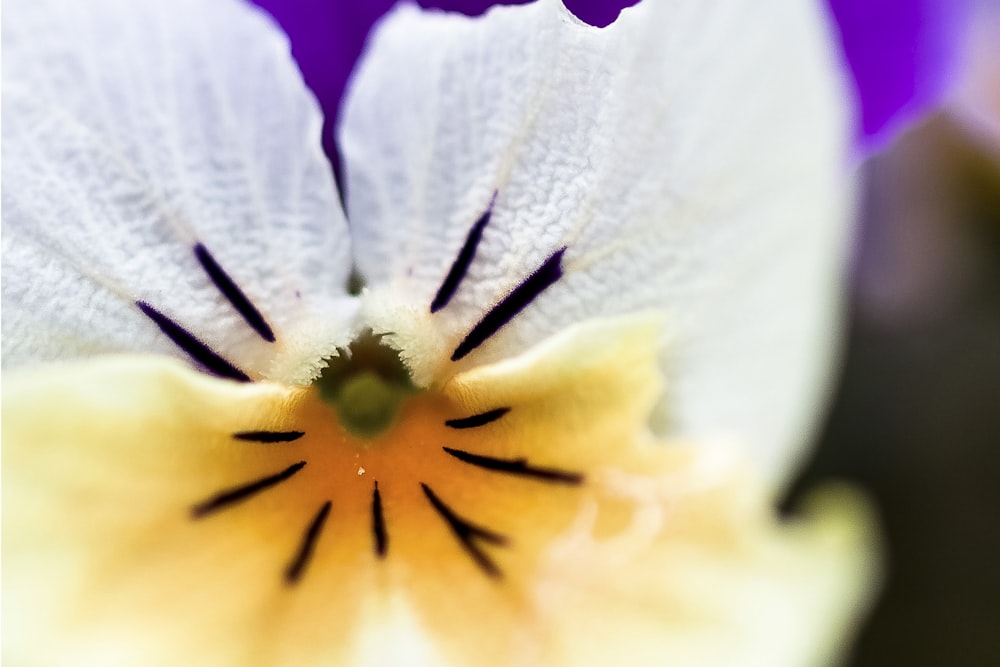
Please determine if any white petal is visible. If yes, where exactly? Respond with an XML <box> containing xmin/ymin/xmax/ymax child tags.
<box><xmin>340</xmin><ymin>0</ymin><xmax>854</xmax><ymax>485</ymax></box>
<box><xmin>1</xmin><ymin>0</ymin><xmax>357</xmax><ymax>384</ymax></box>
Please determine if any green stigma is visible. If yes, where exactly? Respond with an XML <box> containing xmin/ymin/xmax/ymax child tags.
<box><xmin>314</xmin><ymin>331</ymin><xmax>418</xmax><ymax>439</ymax></box>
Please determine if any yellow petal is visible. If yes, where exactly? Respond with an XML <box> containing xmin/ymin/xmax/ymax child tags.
<box><xmin>2</xmin><ymin>356</ymin><xmax>314</xmax><ymax>666</ymax></box>
<box><xmin>531</xmin><ymin>474</ymin><xmax>879</xmax><ymax>666</ymax></box>
<box><xmin>3</xmin><ymin>316</ymin><xmax>877</xmax><ymax>666</ymax></box>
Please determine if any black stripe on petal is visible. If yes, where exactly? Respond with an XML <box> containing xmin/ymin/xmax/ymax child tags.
<box><xmin>191</xmin><ymin>461</ymin><xmax>306</xmax><ymax>518</ymax></box>
<box><xmin>430</xmin><ymin>193</ymin><xmax>496</xmax><ymax>313</ymax></box>
<box><xmin>451</xmin><ymin>247</ymin><xmax>566</xmax><ymax>362</ymax></box>
<box><xmin>420</xmin><ymin>482</ymin><xmax>507</xmax><ymax>579</ymax></box>
<box><xmin>444</xmin><ymin>407</ymin><xmax>510</xmax><ymax>429</ymax></box>
<box><xmin>443</xmin><ymin>447</ymin><xmax>583</xmax><ymax>485</ymax></box>
<box><xmin>284</xmin><ymin>500</ymin><xmax>332</xmax><ymax>585</ymax></box>
<box><xmin>233</xmin><ymin>431</ymin><xmax>305</xmax><ymax>443</ymax></box>
<box><xmin>136</xmin><ymin>301</ymin><xmax>251</xmax><ymax>382</ymax></box>
<box><xmin>372</xmin><ymin>481</ymin><xmax>388</xmax><ymax>558</ymax></box>
<box><xmin>194</xmin><ymin>243</ymin><xmax>275</xmax><ymax>342</ymax></box>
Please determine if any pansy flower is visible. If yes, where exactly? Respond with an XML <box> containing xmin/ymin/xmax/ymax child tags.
<box><xmin>1</xmin><ymin>0</ymin><xmax>877</xmax><ymax>665</ymax></box>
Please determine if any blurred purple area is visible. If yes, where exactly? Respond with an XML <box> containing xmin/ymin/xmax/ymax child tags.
<box><xmin>251</xmin><ymin>0</ymin><xmax>969</xmax><ymax>165</ymax></box>
<box><xmin>828</xmin><ymin>0</ymin><xmax>970</xmax><ymax>152</ymax></box>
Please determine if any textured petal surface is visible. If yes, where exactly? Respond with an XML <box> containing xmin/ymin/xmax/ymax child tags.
<box><xmin>340</xmin><ymin>0</ymin><xmax>854</xmax><ymax>485</ymax></box>
<box><xmin>1</xmin><ymin>0</ymin><xmax>357</xmax><ymax>384</ymax></box>
<box><xmin>249</xmin><ymin>0</ymin><xmax>397</xmax><ymax>165</ymax></box>
<box><xmin>253</xmin><ymin>0</ymin><xmax>953</xmax><ymax>161</ymax></box>
<box><xmin>247</xmin><ymin>0</ymin><xmax>638</xmax><ymax>167</ymax></box>
<box><xmin>3</xmin><ymin>317</ymin><xmax>876</xmax><ymax>666</ymax></box>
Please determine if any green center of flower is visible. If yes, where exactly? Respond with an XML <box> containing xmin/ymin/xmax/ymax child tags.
<box><xmin>314</xmin><ymin>331</ymin><xmax>417</xmax><ymax>439</ymax></box>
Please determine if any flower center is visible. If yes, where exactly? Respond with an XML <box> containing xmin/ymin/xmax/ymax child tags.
<box><xmin>314</xmin><ymin>331</ymin><xmax>418</xmax><ymax>439</ymax></box>
<box><xmin>181</xmin><ymin>315</ymin><xmax>660</xmax><ymax>593</ymax></box>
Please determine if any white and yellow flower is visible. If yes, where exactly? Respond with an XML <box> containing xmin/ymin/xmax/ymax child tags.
<box><xmin>2</xmin><ymin>0</ymin><xmax>878</xmax><ymax>665</ymax></box>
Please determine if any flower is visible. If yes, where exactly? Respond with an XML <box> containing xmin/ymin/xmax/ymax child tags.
<box><xmin>1</xmin><ymin>0</ymin><xmax>878</xmax><ymax>665</ymax></box>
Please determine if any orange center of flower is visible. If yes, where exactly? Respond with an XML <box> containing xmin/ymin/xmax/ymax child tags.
<box><xmin>188</xmin><ymin>333</ymin><xmax>588</xmax><ymax>590</ymax></box>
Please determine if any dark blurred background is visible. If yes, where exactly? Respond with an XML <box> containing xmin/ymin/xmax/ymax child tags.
<box><xmin>785</xmin><ymin>6</ymin><xmax>1000</xmax><ymax>657</ymax></box>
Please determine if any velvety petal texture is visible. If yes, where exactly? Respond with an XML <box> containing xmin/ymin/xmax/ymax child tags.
<box><xmin>341</xmin><ymin>0</ymin><xmax>854</xmax><ymax>486</ymax></box>
<box><xmin>1</xmin><ymin>0</ymin><xmax>357</xmax><ymax>384</ymax></box>
<box><xmin>2</xmin><ymin>316</ymin><xmax>877</xmax><ymax>666</ymax></box>
<box><xmin>249</xmin><ymin>1</ymin><xmax>640</xmax><ymax>164</ymax></box>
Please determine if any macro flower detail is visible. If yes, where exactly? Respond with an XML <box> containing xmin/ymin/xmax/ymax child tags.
<box><xmin>2</xmin><ymin>0</ymin><xmax>876</xmax><ymax>665</ymax></box>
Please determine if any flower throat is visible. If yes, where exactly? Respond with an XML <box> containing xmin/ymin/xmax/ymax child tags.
<box><xmin>314</xmin><ymin>331</ymin><xmax>418</xmax><ymax>439</ymax></box>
